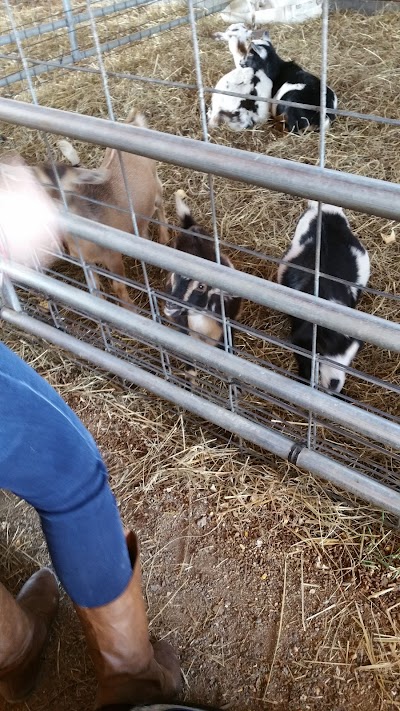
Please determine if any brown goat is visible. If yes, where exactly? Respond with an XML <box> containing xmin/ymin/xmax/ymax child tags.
<box><xmin>34</xmin><ymin>110</ymin><xmax>168</xmax><ymax>307</ymax></box>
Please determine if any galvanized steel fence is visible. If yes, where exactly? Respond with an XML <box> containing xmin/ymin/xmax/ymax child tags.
<box><xmin>1</xmin><ymin>0</ymin><xmax>400</xmax><ymax>517</ymax></box>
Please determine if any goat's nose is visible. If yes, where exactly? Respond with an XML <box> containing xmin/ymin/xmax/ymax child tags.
<box><xmin>329</xmin><ymin>378</ymin><xmax>340</xmax><ymax>392</ymax></box>
<box><xmin>164</xmin><ymin>302</ymin><xmax>181</xmax><ymax>317</ymax></box>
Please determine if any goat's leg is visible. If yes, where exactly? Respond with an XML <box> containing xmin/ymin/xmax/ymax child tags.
<box><xmin>103</xmin><ymin>251</ymin><xmax>134</xmax><ymax>310</ymax></box>
<box><xmin>88</xmin><ymin>268</ymin><xmax>104</xmax><ymax>297</ymax></box>
<box><xmin>184</xmin><ymin>366</ymin><xmax>198</xmax><ymax>389</ymax></box>
<box><xmin>155</xmin><ymin>178</ymin><xmax>169</xmax><ymax>244</ymax></box>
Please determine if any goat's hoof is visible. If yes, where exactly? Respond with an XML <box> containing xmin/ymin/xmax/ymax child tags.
<box><xmin>121</xmin><ymin>300</ymin><xmax>137</xmax><ymax>313</ymax></box>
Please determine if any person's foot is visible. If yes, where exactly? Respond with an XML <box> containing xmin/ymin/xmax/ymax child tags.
<box><xmin>0</xmin><ymin>568</ymin><xmax>59</xmax><ymax>701</ymax></box>
<box><xmin>75</xmin><ymin>532</ymin><xmax>182</xmax><ymax>709</ymax></box>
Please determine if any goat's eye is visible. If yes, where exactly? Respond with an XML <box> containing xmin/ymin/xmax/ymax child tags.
<box><xmin>197</xmin><ymin>283</ymin><xmax>207</xmax><ymax>292</ymax></box>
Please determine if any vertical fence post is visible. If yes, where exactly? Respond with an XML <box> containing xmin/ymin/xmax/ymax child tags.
<box><xmin>62</xmin><ymin>0</ymin><xmax>79</xmax><ymax>60</ymax></box>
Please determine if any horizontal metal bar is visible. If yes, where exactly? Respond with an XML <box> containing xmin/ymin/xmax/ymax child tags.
<box><xmin>62</xmin><ymin>212</ymin><xmax>400</xmax><ymax>353</ymax></box>
<box><xmin>1</xmin><ymin>257</ymin><xmax>399</xmax><ymax>449</ymax></box>
<box><xmin>3</xmin><ymin>307</ymin><xmax>399</xmax><ymax>517</ymax></box>
<box><xmin>0</xmin><ymin>15</ymin><xmax>68</xmax><ymax>47</ymax></box>
<box><xmin>54</xmin><ymin>189</ymin><xmax>399</xmax><ymax>304</ymax></box>
<box><xmin>0</xmin><ymin>0</ymin><xmax>168</xmax><ymax>87</ymax></box>
<box><xmin>1</xmin><ymin>99</ymin><xmax>400</xmax><ymax>223</ymax></box>
<box><xmin>0</xmin><ymin>0</ymin><xmax>228</xmax><ymax>88</ymax></box>
<box><xmin>296</xmin><ymin>446</ymin><xmax>400</xmax><ymax>512</ymax></box>
<box><xmin>0</xmin><ymin>0</ymin><xmax>165</xmax><ymax>47</ymax></box>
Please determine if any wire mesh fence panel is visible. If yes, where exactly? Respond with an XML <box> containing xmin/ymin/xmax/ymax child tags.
<box><xmin>1</xmin><ymin>0</ymin><xmax>400</xmax><ymax>516</ymax></box>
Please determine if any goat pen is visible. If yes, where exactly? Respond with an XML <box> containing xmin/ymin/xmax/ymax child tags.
<box><xmin>0</xmin><ymin>1</ymin><xmax>400</xmax><ymax>708</ymax></box>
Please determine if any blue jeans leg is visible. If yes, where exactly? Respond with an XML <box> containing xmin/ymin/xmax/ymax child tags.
<box><xmin>0</xmin><ymin>342</ymin><xmax>132</xmax><ymax>607</ymax></box>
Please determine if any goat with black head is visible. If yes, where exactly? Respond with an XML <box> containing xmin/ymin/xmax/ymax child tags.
<box><xmin>164</xmin><ymin>191</ymin><xmax>242</xmax><ymax>381</ymax></box>
<box><xmin>242</xmin><ymin>32</ymin><xmax>337</xmax><ymax>133</ymax></box>
<box><xmin>277</xmin><ymin>201</ymin><xmax>370</xmax><ymax>394</ymax></box>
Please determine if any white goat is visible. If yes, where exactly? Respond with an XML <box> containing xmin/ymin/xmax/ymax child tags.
<box><xmin>213</xmin><ymin>23</ymin><xmax>253</xmax><ymax>68</ymax></box>
<box><xmin>208</xmin><ymin>37</ymin><xmax>272</xmax><ymax>130</ymax></box>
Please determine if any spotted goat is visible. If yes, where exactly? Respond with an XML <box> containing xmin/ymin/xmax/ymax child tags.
<box><xmin>164</xmin><ymin>191</ymin><xmax>242</xmax><ymax>380</ymax></box>
<box><xmin>213</xmin><ymin>23</ymin><xmax>253</xmax><ymax>69</ymax></box>
<box><xmin>278</xmin><ymin>201</ymin><xmax>370</xmax><ymax>394</ymax></box>
<box><xmin>208</xmin><ymin>29</ymin><xmax>272</xmax><ymax>130</ymax></box>
<box><xmin>242</xmin><ymin>31</ymin><xmax>337</xmax><ymax>132</ymax></box>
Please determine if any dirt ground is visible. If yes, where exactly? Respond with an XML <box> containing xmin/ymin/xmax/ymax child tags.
<box><xmin>0</xmin><ymin>329</ymin><xmax>399</xmax><ymax>711</ymax></box>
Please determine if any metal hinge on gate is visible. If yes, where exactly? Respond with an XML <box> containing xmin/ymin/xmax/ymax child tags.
<box><xmin>287</xmin><ymin>440</ymin><xmax>306</xmax><ymax>465</ymax></box>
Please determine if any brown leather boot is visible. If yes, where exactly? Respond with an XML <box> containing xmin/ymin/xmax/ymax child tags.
<box><xmin>75</xmin><ymin>532</ymin><xmax>182</xmax><ymax>709</ymax></box>
<box><xmin>0</xmin><ymin>568</ymin><xmax>59</xmax><ymax>702</ymax></box>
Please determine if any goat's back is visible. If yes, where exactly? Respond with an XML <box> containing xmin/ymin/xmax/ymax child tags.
<box><xmin>280</xmin><ymin>204</ymin><xmax>368</xmax><ymax>307</ymax></box>
<box><xmin>99</xmin><ymin>147</ymin><xmax>158</xmax><ymax>237</ymax></box>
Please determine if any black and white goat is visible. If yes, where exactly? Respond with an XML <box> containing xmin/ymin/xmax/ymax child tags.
<box><xmin>242</xmin><ymin>32</ymin><xmax>337</xmax><ymax>133</ymax></box>
<box><xmin>277</xmin><ymin>201</ymin><xmax>370</xmax><ymax>394</ymax></box>
<box><xmin>164</xmin><ymin>191</ymin><xmax>242</xmax><ymax>379</ymax></box>
<box><xmin>208</xmin><ymin>36</ymin><xmax>272</xmax><ymax>130</ymax></box>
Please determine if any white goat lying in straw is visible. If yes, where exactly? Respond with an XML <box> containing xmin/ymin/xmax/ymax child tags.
<box><xmin>208</xmin><ymin>24</ymin><xmax>272</xmax><ymax>130</ymax></box>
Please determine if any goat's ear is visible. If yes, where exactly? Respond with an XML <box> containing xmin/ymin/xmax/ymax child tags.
<box><xmin>72</xmin><ymin>167</ymin><xmax>110</xmax><ymax>185</ymax></box>
<box><xmin>31</xmin><ymin>164</ymin><xmax>75</xmax><ymax>191</ymax></box>
<box><xmin>221</xmin><ymin>254</ymin><xmax>234</xmax><ymax>269</ymax></box>
<box><xmin>250</xmin><ymin>41</ymin><xmax>267</xmax><ymax>57</ymax></box>
<box><xmin>263</xmin><ymin>29</ymin><xmax>270</xmax><ymax>40</ymax></box>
